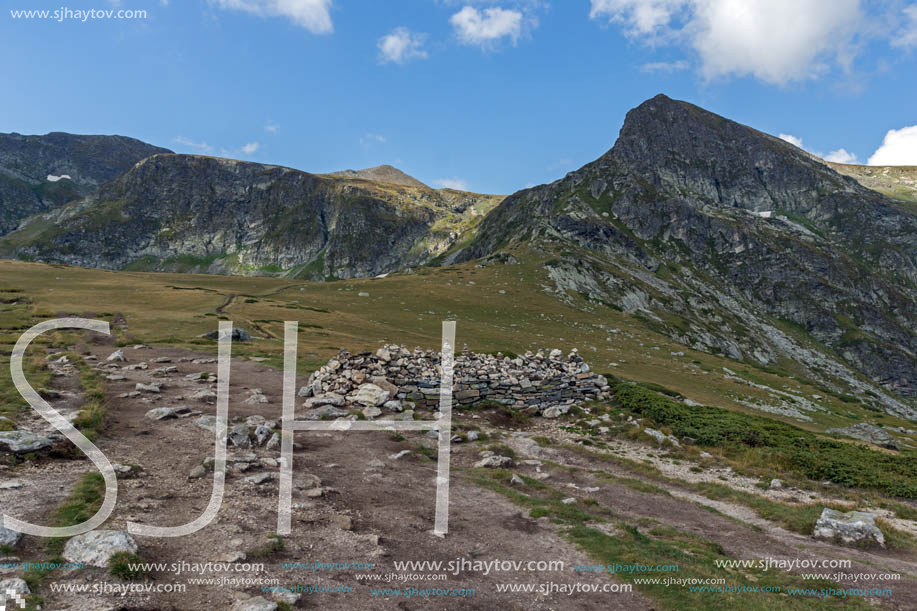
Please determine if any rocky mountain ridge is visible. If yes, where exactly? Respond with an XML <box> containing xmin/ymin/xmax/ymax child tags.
<box><xmin>0</xmin><ymin>153</ymin><xmax>502</xmax><ymax>278</ymax></box>
<box><xmin>449</xmin><ymin>94</ymin><xmax>916</xmax><ymax>406</ymax></box>
<box><xmin>0</xmin><ymin>132</ymin><xmax>172</xmax><ymax>235</ymax></box>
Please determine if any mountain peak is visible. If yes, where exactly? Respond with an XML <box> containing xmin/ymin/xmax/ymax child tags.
<box><xmin>328</xmin><ymin>164</ymin><xmax>428</xmax><ymax>188</ymax></box>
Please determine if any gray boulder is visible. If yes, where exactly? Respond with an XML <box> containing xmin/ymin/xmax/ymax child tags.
<box><xmin>145</xmin><ymin>407</ymin><xmax>178</xmax><ymax>421</ymax></box>
<box><xmin>229</xmin><ymin>424</ymin><xmax>251</xmax><ymax>448</ymax></box>
<box><xmin>253</xmin><ymin>425</ymin><xmax>272</xmax><ymax>446</ymax></box>
<box><xmin>0</xmin><ymin>430</ymin><xmax>55</xmax><ymax>453</ymax></box>
<box><xmin>0</xmin><ymin>525</ymin><xmax>22</xmax><ymax>548</ymax></box>
<box><xmin>0</xmin><ymin>578</ymin><xmax>29</xmax><ymax>596</ymax></box>
<box><xmin>541</xmin><ymin>404</ymin><xmax>570</xmax><ymax>418</ymax></box>
<box><xmin>474</xmin><ymin>455</ymin><xmax>514</xmax><ymax>468</ymax></box>
<box><xmin>63</xmin><ymin>530</ymin><xmax>138</xmax><ymax>567</ymax></box>
<box><xmin>813</xmin><ymin>508</ymin><xmax>885</xmax><ymax>547</ymax></box>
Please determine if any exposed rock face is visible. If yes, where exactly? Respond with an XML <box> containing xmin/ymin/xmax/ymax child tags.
<box><xmin>0</xmin><ymin>132</ymin><xmax>170</xmax><ymax>235</ymax></box>
<box><xmin>1</xmin><ymin>154</ymin><xmax>502</xmax><ymax>279</ymax></box>
<box><xmin>826</xmin><ymin>423</ymin><xmax>900</xmax><ymax>450</ymax></box>
<box><xmin>813</xmin><ymin>508</ymin><xmax>885</xmax><ymax>547</ymax></box>
<box><xmin>304</xmin><ymin>345</ymin><xmax>610</xmax><ymax>416</ymax></box>
<box><xmin>450</xmin><ymin>94</ymin><xmax>916</xmax><ymax>406</ymax></box>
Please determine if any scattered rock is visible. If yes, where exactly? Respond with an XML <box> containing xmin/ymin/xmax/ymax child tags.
<box><xmin>191</xmin><ymin>389</ymin><xmax>217</xmax><ymax>403</ymax></box>
<box><xmin>0</xmin><ymin>577</ymin><xmax>29</xmax><ymax>596</ymax></box>
<box><xmin>299</xmin><ymin>405</ymin><xmax>348</xmax><ymax>420</ymax></box>
<box><xmin>231</xmin><ymin>596</ymin><xmax>277</xmax><ymax>611</ymax></box>
<box><xmin>769</xmin><ymin>478</ymin><xmax>783</xmax><ymax>490</ymax></box>
<box><xmin>145</xmin><ymin>407</ymin><xmax>178</xmax><ymax>421</ymax></box>
<box><xmin>542</xmin><ymin>405</ymin><xmax>570</xmax><ymax>418</ymax></box>
<box><xmin>253</xmin><ymin>426</ymin><xmax>272</xmax><ymax>446</ymax></box>
<box><xmin>389</xmin><ymin>450</ymin><xmax>411</xmax><ymax>460</ymax></box>
<box><xmin>297</xmin><ymin>386</ymin><xmax>313</xmax><ymax>398</ymax></box>
<box><xmin>362</xmin><ymin>406</ymin><xmax>382</xmax><ymax>419</ymax></box>
<box><xmin>63</xmin><ymin>530</ymin><xmax>138</xmax><ymax>567</ymax></box>
<box><xmin>196</xmin><ymin>415</ymin><xmax>220</xmax><ymax>433</ymax></box>
<box><xmin>813</xmin><ymin>508</ymin><xmax>885</xmax><ymax>547</ymax></box>
<box><xmin>561</xmin><ymin>497</ymin><xmax>577</xmax><ymax>504</ymax></box>
<box><xmin>474</xmin><ymin>455</ymin><xmax>513</xmax><ymax>468</ymax></box>
<box><xmin>244</xmin><ymin>472</ymin><xmax>275</xmax><ymax>485</ymax></box>
<box><xmin>510</xmin><ymin>473</ymin><xmax>525</xmax><ymax>485</ymax></box>
<box><xmin>643</xmin><ymin>427</ymin><xmax>680</xmax><ymax>447</ymax></box>
<box><xmin>229</xmin><ymin>424</ymin><xmax>251</xmax><ymax>448</ymax></box>
<box><xmin>136</xmin><ymin>382</ymin><xmax>161</xmax><ymax>394</ymax></box>
<box><xmin>188</xmin><ymin>465</ymin><xmax>207</xmax><ymax>479</ymax></box>
<box><xmin>265</xmin><ymin>433</ymin><xmax>281</xmax><ymax>451</ymax></box>
<box><xmin>106</xmin><ymin>349</ymin><xmax>125</xmax><ymax>362</ymax></box>
<box><xmin>0</xmin><ymin>525</ymin><xmax>22</xmax><ymax>548</ymax></box>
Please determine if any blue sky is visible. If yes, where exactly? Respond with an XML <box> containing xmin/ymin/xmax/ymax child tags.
<box><xmin>2</xmin><ymin>0</ymin><xmax>916</xmax><ymax>194</ymax></box>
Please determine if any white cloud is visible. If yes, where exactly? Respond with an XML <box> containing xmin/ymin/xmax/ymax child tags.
<box><xmin>360</xmin><ymin>133</ymin><xmax>386</xmax><ymax>147</ymax></box>
<box><xmin>640</xmin><ymin>59</ymin><xmax>690</xmax><ymax>73</ymax></box>
<box><xmin>209</xmin><ymin>0</ymin><xmax>333</xmax><ymax>34</ymax></box>
<box><xmin>450</xmin><ymin>6</ymin><xmax>526</xmax><ymax>47</ymax></box>
<box><xmin>590</xmin><ymin>0</ymin><xmax>686</xmax><ymax>36</ymax></box>
<box><xmin>778</xmin><ymin>133</ymin><xmax>805</xmax><ymax>149</ymax></box>
<box><xmin>823</xmin><ymin>148</ymin><xmax>857</xmax><ymax>164</ymax></box>
<box><xmin>264</xmin><ymin>123</ymin><xmax>279</xmax><ymax>133</ymax></box>
<box><xmin>173</xmin><ymin>137</ymin><xmax>214</xmax><ymax>153</ymax></box>
<box><xmin>378</xmin><ymin>27</ymin><xmax>429</xmax><ymax>64</ymax></box>
<box><xmin>892</xmin><ymin>4</ymin><xmax>917</xmax><ymax>48</ymax></box>
<box><xmin>590</xmin><ymin>0</ymin><xmax>863</xmax><ymax>85</ymax></box>
<box><xmin>241</xmin><ymin>142</ymin><xmax>260</xmax><ymax>155</ymax></box>
<box><xmin>779</xmin><ymin>134</ymin><xmax>858</xmax><ymax>164</ymax></box>
<box><xmin>868</xmin><ymin>125</ymin><xmax>917</xmax><ymax>166</ymax></box>
<box><xmin>435</xmin><ymin>177</ymin><xmax>470</xmax><ymax>190</ymax></box>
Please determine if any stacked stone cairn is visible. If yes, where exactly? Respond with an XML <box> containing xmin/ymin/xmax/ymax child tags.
<box><xmin>300</xmin><ymin>345</ymin><xmax>611</xmax><ymax>419</ymax></box>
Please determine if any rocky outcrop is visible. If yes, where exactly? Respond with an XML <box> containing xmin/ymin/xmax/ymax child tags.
<box><xmin>0</xmin><ymin>132</ymin><xmax>170</xmax><ymax>235</ymax></box>
<box><xmin>1</xmin><ymin>154</ymin><xmax>502</xmax><ymax>279</ymax></box>
<box><xmin>826</xmin><ymin>423</ymin><xmax>900</xmax><ymax>450</ymax></box>
<box><xmin>450</xmin><ymin>94</ymin><xmax>916</xmax><ymax>405</ymax></box>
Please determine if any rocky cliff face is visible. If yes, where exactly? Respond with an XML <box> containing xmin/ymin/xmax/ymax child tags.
<box><xmin>0</xmin><ymin>132</ymin><xmax>171</xmax><ymax>235</ymax></box>
<box><xmin>450</xmin><ymin>95</ymin><xmax>916</xmax><ymax>407</ymax></box>
<box><xmin>0</xmin><ymin>154</ymin><xmax>502</xmax><ymax>279</ymax></box>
